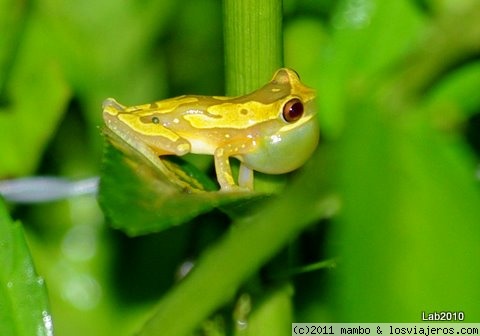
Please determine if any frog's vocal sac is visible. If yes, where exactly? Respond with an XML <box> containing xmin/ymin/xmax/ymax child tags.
<box><xmin>102</xmin><ymin>68</ymin><xmax>319</xmax><ymax>191</ymax></box>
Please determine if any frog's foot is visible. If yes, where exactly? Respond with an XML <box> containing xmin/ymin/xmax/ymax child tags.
<box><xmin>102</xmin><ymin>98</ymin><xmax>126</xmax><ymax>112</ymax></box>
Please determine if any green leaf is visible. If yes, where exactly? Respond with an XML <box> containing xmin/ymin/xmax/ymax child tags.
<box><xmin>334</xmin><ymin>99</ymin><xmax>480</xmax><ymax>321</ymax></box>
<box><xmin>426</xmin><ymin>61</ymin><xmax>480</xmax><ymax>126</ymax></box>
<box><xmin>98</xmin><ymin>131</ymin><xmax>267</xmax><ymax>236</ymax></box>
<box><xmin>37</xmin><ymin>0</ymin><xmax>178</xmax><ymax>154</ymax></box>
<box><xmin>324</xmin><ymin>0</ymin><xmax>480</xmax><ymax>324</ymax></box>
<box><xmin>318</xmin><ymin>0</ymin><xmax>424</xmax><ymax>138</ymax></box>
<box><xmin>0</xmin><ymin>0</ymin><xmax>27</xmax><ymax>95</ymax></box>
<box><xmin>0</xmin><ymin>199</ymin><xmax>53</xmax><ymax>336</ymax></box>
<box><xmin>0</xmin><ymin>10</ymin><xmax>70</xmax><ymax>176</ymax></box>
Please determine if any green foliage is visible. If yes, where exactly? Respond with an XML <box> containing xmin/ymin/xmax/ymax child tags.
<box><xmin>99</xmin><ymin>133</ymin><xmax>265</xmax><ymax>236</ymax></box>
<box><xmin>0</xmin><ymin>199</ymin><xmax>52</xmax><ymax>336</ymax></box>
<box><xmin>0</xmin><ymin>0</ymin><xmax>70</xmax><ymax>176</ymax></box>
<box><xmin>1</xmin><ymin>0</ymin><xmax>480</xmax><ymax>335</ymax></box>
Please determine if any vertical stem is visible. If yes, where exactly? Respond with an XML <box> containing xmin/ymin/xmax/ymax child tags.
<box><xmin>223</xmin><ymin>0</ymin><xmax>283</xmax><ymax>96</ymax></box>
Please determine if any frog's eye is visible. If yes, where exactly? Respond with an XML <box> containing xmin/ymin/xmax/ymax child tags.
<box><xmin>282</xmin><ymin>98</ymin><xmax>304</xmax><ymax>123</ymax></box>
<box><xmin>151</xmin><ymin>116</ymin><xmax>160</xmax><ymax>124</ymax></box>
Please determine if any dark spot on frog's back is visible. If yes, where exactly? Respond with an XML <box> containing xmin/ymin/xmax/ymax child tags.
<box><xmin>240</xmin><ymin>108</ymin><xmax>249</xmax><ymax>115</ymax></box>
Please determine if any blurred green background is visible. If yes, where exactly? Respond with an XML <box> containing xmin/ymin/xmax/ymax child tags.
<box><xmin>1</xmin><ymin>0</ymin><xmax>480</xmax><ymax>335</ymax></box>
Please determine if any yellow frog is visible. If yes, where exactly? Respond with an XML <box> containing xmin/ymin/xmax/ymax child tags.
<box><xmin>102</xmin><ymin>68</ymin><xmax>319</xmax><ymax>191</ymax></box>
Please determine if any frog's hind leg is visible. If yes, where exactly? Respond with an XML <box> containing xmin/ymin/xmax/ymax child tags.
<box><xmin>148</xmin><ymin>132</ymin><xmax>191</xmax><ymax>157</ymax></box>
<box><xmin>102</xmin><ymin>98</ymin><xmax>126</xmax><ymax>114</ymax></box>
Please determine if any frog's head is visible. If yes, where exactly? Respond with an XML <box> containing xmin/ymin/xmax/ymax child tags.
<box><xmin>241</xmin><ymin>68</ymin><xmax>319</xmax><ymax>175</ymax></box>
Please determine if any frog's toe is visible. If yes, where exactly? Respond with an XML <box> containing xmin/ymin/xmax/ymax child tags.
<box><xmin>219</xmin><ymin>184</ymin><xmax>251</xmax><ymax>193</ymax></box>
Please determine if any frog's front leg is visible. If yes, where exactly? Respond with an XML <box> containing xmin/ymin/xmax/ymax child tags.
<box><xmin>213</xmin><ymin>141</ymin><xmax>255</xmax><ymax>191</ymax></box>
<box><xmin>214</xmin><ymin>148</ymin><xmax>236</xmax><ymax>191</ymax></box>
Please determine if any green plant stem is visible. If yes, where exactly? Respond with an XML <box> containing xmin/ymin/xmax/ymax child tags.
<box><xmin>223</xmin><ymin>0</ymin><xmax>283</xmax><ymax>96</ymax></box>
<box><xmin>137</xmin><ymin>175</ymin><xmax>330</xmax><ymax>336</ymax></box>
